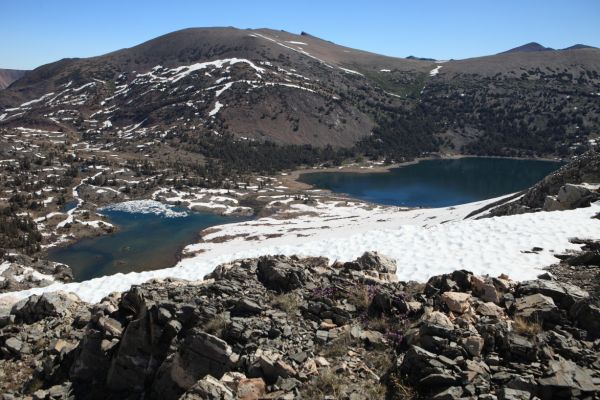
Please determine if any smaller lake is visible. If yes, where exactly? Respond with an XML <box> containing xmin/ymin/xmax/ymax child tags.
<box><xmin>299</xmin><ymin>158</ymin><xmax>562</xmax><ymax>207</ymax></box>
<box><xmin>48</xmin><ymin>203</ymin><xmax>246</xmax><ymax>281</ymax></box>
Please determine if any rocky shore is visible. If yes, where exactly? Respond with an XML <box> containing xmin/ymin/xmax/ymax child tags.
<box><xmin>0</xmin><ymin>255</ymin><xmax>73</xmax><ymax>294</ymax></box>
<box><xmin>0</xmin><ymin>246</ymin><xmax>599</xmax><ymax>399</ymax></box>
<box><xmin>481</xmin><ymin>149</ymin><xmax>600</xmax><ymax>217</ymax></box>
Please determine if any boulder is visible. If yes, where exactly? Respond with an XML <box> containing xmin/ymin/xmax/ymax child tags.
<box><xmin>502</xmin><ymin>333</ymin><xmax>537</xmax><ymax>362</ymax></box>
<box><xmin>12</xmin><ymin>291</ymin><xmax>80</xmax><ymax>324</ymax></box>
<box><xmin>421</xmin><ymin>310</ymin><xmax>455</xmax><ymax>330</ymax></box>
<box><xmin>543</xmin><ymin>183</ymin><xmax>598</xmax><ymax>211</ymax></box>
<box><xmin>257</xmin><ymin>352</ymin><xmax>296</xmax><ymax>383</ymax></box>
<box><xmin>178</xmin><ymin>375</ymin><xmax>235</xmax><ymax>400</ymax></box>
<box><xmin>441</xmin><ymin>292</ymin><xmax>471</xmax><ymax>314</ymax></box>
<box><xmin>232</xmin><ymin>299</ymin><xmax>263</xmax><ymax>316</ymax></box>
<box><xmin>476</xmin><ymin>302</ymin><xmax>504</xmax><ymax>318</ymax></box>
<box><xmin>69</xmin><ymin>330</ymin><xmax>111</xmax><ymax>383</ymax></box>
<box><xmin>462</xmin><ymin>335</ymin><xmax>484</xmax><ymax>357</ymax></box>
<box><xmin>152</xmin><ymin>329</ymin><xmax>238</xmax><ymax>399</ymax></box>
<box><xmin>538</xmin><ymin>358</ymin><xmax>599</xmax><ymax>398</ymax></box>
<box><xmin>399</xmin><ymin>346</ymin><xmax>460</xmax><ymax>391</ymax></box>
<box><xmin>432</xmin><ymin>386</ymin><xmax>464</xmax><ymax>399</ymax></box>
<box><xmin>569</xmin><ymin>300</ymin><xmax>600</xmax><ymax>340</ymax></box>
<box><xmin>4</xmin><ymin>337</ymin><xmax>23</xmax><ymax>355</ymax></box>
<box><xmin>360</xmin><ymin>330</ymin><xmax>386</xmax><ymax>349</ymax></box>
<box><xmin>471</xmin><ymin>276</ymin><xmax>501</xmax><ymax>303</ymax></box>
<box><xmin>353</xmin><ymin>251</ymin><xmax>397</xmax><ymax>274</ymax></box>
<box><xmin>106</xmin><ymin>303</ymin><xmax>167</xmax><ymax>392</ymax></box>
<box><xmin>257</xmin><ymin>257</ymin><xmax>307</xmax><ymax>292</ymax></box>
<box><xmin>514</xmin><ymin>293</ymin><xmax>561</xmax><ymax>323</ymax></box>
<box><xmin>517</xmin><ymin>280</ymin><xmax>588</xmax><ymax>310</ymax></box>
<box><xmin>236</xmin><ymin>378</ymin><xmax>266</xmax><ymax>400</ymax></box>
<box><xmin>498</xmin><ymin>387</ymin><xmax>531</xmax><ymax>400</ymax></box>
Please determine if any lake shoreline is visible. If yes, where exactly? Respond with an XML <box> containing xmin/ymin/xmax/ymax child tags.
<box><xmin>286</xmin><ymin>156</ymin><xmax>564</xmax><ymax>208</ymax></box>
<box><xmin>284</xmin><ymin>154</ymin><xmax>565</xmax><ymax>190</ymax></box>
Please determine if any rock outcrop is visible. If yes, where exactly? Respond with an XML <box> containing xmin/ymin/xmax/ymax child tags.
<box><xmin>1</xmin><ymin>249</ymin><xmax>599</xmax><ymax>399</ymax></box>
<box><xmin>474</xmin><ymin>148</ymin><xmax>600</xmax><ymax>217</ymax></box>
<box><xmin>0</xmin><ymin>254</ymin><xmax>73</xmax><ymax>294</ymax></box>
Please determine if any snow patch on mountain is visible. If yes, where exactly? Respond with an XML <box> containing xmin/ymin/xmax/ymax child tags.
<box><xmin>429</xmin><ymin>65</ymin><xmax>443</xmax><ymax>76</ymax></box>
<box><xmin>209</xmin><ymin>101</ymin><xmax>224</xmax><ymax>117</ymax></box>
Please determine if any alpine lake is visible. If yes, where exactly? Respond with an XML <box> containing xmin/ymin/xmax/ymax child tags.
<box><xmin>49</xmin><ymin>157</ymin><xmax>562</xmax><ymax>281</ymax></box>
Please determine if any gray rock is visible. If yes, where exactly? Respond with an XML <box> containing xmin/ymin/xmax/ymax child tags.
<box><xmin>359</xmin><ymin>330</ymin><xmax>386</xmax><ymax>349</ymax></box>
<box><xmin>106</xmin><ymin>301</ymin><xmax>164</xmax><ymax>392</ymax></box>
<box><xmin>258</xmin><ymin>353</ymin><xmax>296</xmax><ymax>383</ymax></box>
<box><xmin>517</xmin><ymin>278</ymin><xmax>589</xmax><ymax>310</ymax></box>
<box><xmin>152</xmin><ymin>329</ymin><xmax>238</xmax><ymax>399</ymax></box>
<box><xmin>353</xmin><ymin>251</ymin><xmax>397</xmax><ymax>274</ymax></box>
<box><xmin>471</xmin><ymin>276</ymin><xmax>501</xmax><ymax>303</ymax></box>
<box><xmin>498</xmin><ymin>387</ymin><xmax>531</xmax><ymax>400</ymax></box>
<box><xmin>543</xmin><ymin>183</ymin><xmax>597</xmax><ymax>211</ymax></box>
<box><xmin>569</xmin><ymin>300</ymin><xmax>600</xmax><ymax>340</ymax></box>
<box><xmin>503</xmin><ymin>333</ymin><xmax>537</xmax><ymax>362</ymax></box>
<box><xmin>432</xmin><ymin>386</ymin><xmax>464</xmax><ymax>399</ymax></box>
<box><xmin>98</xmin><ymin>317</ymin><xmax>123</xmax><ymax>338</ymax></box>
<box><xmin>257</xmin><ymin>257</ymin><xmax>307</xmax><ymax>292</ymax></box>
<box><xmin>232</xmin><ymin>298</ymin><xmax>263</xmax><ymax>316</ymax></box>
<box><xmin>399</xmin><ymin>346</ymin><xmax>460</xmax><ymax>390</ymax></box>
<box><xmin>514</xmin><ymin>293</ymin><xmax>560</xmax><ymax>323</ymax></box>
<box><xmin>538</xmin><ymin>358</ymin><xmax>599</xmax><ymax>398</ymax></box>
<box><xmin>462</xmin><ymin>335</ymin><xmax>484</xmax><ymax>357</ymax></box>
<box><xmin>178</xmin><ymin>375</ymin><xmax>234</xmax><ymax>400</ymax></box>
<box><xmin>69</xmin><ymin>330</ymin><xmax>111</xmax><ymax>383</ymax></box>
<box><xmin>11</xmin><ymin>291</ymin><xmax>80</xmax><ymax>324</ymax></box>
<box><xmin>476</xmin><ymin>302</ymin><xmax>504</xmax><ymax>318</ymax></box>
<box><xmin>4</xmin><ymin>337</ymin><xmax>22</xmax><ymax>354</ymax></box>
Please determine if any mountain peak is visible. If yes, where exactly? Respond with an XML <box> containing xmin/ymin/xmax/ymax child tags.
<box><xmin>502</xmin><ymin>42</ymin><xmax>554</xmax><ymax>54</ymax></box>
<box><xmin>562</xmin><ymin>43</ymin><xmax>596</xmax><ymax>50</ymax></box>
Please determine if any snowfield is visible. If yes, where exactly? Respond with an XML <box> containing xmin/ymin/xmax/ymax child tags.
<box><xmin>1</xmin><ymin>197</ymin><xmax>600</xmax><ymax>305</ymax></box>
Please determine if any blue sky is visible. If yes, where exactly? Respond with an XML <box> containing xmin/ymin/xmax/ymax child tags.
<box><xmin>2</xmin><ymin>0</ymin><xmax>599</xmax><ymax>70</ymax></box>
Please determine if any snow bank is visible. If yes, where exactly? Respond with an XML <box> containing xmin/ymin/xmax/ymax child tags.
<box><xmin>429</xmin><ymin>65</ymin><xmax>443</xmax><ymax>76</ymax></box>
<box><xmin>209</xmin><ymin>101</ymin><xmax>224</xmax><ymax>117</ymax></box>
<box><xmin>100</xmin><ymin>200</ymin><xmax>188</xmax><ymax>218</ymax></box>
<box><xmin>2</xmin><ymin>198</ymin><xmax>599</xmax><ymax>305</ymax></box>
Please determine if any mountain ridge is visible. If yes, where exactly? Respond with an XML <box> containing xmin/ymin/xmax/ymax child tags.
<box><xmin>0</xmin><ymin>69</ymin><xmax>28</xmax><ymax>90</ymax></box>
<box><xmin>501</xmin><ymin>41</ymin><xmax>597</xmax><ymax>54</ymax></box>
<box><xmin>1</xmin><ymin>26</ymin><xmax>599</xmax><ymax>162</ymax></box>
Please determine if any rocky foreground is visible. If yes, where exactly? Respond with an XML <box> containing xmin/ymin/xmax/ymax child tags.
<box><xmin>0</xmin><ymin>247</ymin><xmax>599</xmax><ymax>399</ymax></box>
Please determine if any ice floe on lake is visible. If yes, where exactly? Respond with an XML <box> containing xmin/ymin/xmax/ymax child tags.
<box><xmin>100</xmin><ymin>200</ymin><xmax>188</xmax><ymax>218</ymax></box>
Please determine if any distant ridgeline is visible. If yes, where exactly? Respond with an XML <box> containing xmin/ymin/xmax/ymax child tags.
<box><xmin>1</xmin><ymin>28</ymin><xmax>599</xmax><ymax>174</ymax></box>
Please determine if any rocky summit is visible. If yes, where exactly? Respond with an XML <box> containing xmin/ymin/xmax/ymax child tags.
<box><xmin>1</xmin><ymin>246</ymin><xmax>599</xmax><ymax>399</ymax></box>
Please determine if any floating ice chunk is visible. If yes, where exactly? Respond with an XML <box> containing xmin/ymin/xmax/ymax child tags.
<box><xmin>101</xmin><ymin>200</ymin><xmax>188</xmax><ymax>218</ymax></box>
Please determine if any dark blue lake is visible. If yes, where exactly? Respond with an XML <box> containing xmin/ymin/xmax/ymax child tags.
<box><xmin>48</xmin><ymin>206</ymin><xmax>246</xmax><ymax>281</ymax></box>
<box><xmin>299</xmin><ymin>158</ymin><xmax>563</xmax><ymax>207</ymax></box>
